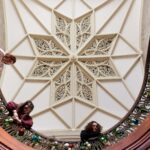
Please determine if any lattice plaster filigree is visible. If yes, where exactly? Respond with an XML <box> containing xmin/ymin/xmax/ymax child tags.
<box><xmin>76</xmin><ymin>15</ymin><xmax>91</xmax><ymax>49</ymax></box>
<box><xmin>55</xmin><ymin>65</ymin><xmax>71</xmax><ymax>101</ymax></box>
<box><xmin>76</xmin><ymin>66</ymin><xmax>93</xmax><ymax>101</ymax></box>
<box><xmin>80</xmin><ymin>60</ymin><xmax>117</xmax><ymax>77</ymax></box>
<box><xmin>29</xmin><ymin>13</ymin><xmax>118</xmax><ymax>103</ymax></box>
<box><xmin>80</xmin><ymin>37</ymin><xmax>114</xmax><ymax>56</ymax></box>
<box><xmin>34</xmin><ymin>39</ymin><xmax>67</xmax><ymax>56</ymax></box>
<box><xmin>30</xmin><ymin>60</ymin><xmax>67</xmax><ymax>78</ymax></box>
<box><xmin>55</xmin><ymin>15</ymin><xmax>71</xmax><ymax>49</ymax></box>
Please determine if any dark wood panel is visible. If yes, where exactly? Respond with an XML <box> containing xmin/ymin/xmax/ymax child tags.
<box><xmin>0</xmin><ymin>127</ymin><xmax>34</xmax><ymax>150</ymax></box>
<box><xmin>105</xmin><ymin>114</ymin><xmax>150</xmax><ymax>150</ymax></box>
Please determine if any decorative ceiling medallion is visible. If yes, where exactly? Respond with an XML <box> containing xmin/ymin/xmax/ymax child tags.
<box><xmin>29</xmin><ymin>14</ymin><xmax>118</xmax><ymax>102</ymax></box>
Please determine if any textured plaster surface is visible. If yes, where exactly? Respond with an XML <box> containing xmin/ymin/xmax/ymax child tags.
<box><xmin>0</xmin><ymin>1</ymin><xmax>149</xmax><ymax>61</ymax></box>
<box><xmin>141</xmin><ymin>0</ymin><xmax>150</xmax><ymax>63</ymax></box>
<box><xmin>0</xmin><ymin>0</ymin><xmax>5</xmax><ymax>50</ymax></box>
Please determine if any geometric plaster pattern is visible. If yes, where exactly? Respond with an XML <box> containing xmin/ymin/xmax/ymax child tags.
<box><xmin>2</xmin><ymin>0</ymin><xmax>143</xmax><ymax>135</ymax></box>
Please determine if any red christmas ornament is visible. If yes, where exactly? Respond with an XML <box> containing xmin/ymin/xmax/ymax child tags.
<box><xmin>69</xmin><ymin>143</ymin><xmax>73</xmax><ymax>148</ymax></box>
<box><xmin>18</xmin><ymin>127</ymin><xmax>25</xmax><ymax>136</ymax></box>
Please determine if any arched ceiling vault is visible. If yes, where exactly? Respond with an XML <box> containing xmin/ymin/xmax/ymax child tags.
<box><xmin>0</xmin><ymin>0</ymin><xmax>150</xmax><ymax>140</ymax></box>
